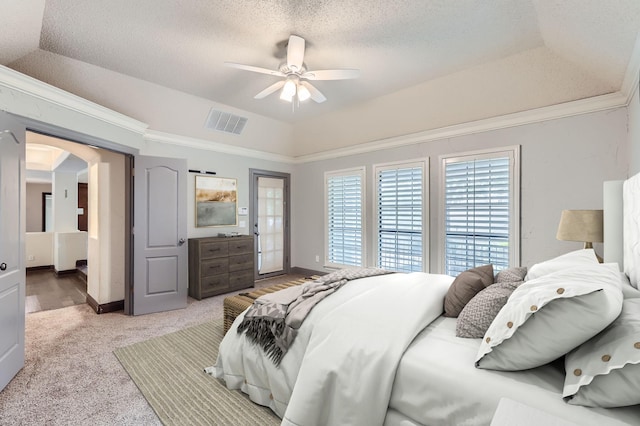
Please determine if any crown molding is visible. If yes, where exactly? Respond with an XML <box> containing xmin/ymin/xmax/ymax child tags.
<box><xmin>2</xmin><ymin>56</ymin><xmax>636</xmax><ymax>166</ymax></box>
<box><xmin>144</xmin><ymin>130</ymin><xmax>295</xmax><ymax>164</ymax></box>
<box><xmin>293</xmin><ymin>92</ymin><xmax>629</xmax><ymax>164</ymax></box>
<box><xmin>0</xmin><ymin>65</ymin><xmax>148</xmax><ymax>134</ymax></box>
<box><xmin>621</xmin><ymin>32</ymin><xmax>640</xmax><ymax>105</ymax></box>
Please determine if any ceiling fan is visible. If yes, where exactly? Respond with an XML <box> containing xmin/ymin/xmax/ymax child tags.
<box><xmin>225</xmin><ymin>35</ymin><xmax>359</xmax><ymax>104</ymax></box>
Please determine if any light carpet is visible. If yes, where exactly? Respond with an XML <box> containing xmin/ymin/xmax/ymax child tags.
<box><xmin>114</xmin><ymin>319</ymin><xmax>280</xmax><ymax>426</ymax></box>
<box><xmin>0</xmin><ymin>274</ymin><xmax>306</xmax><ymax>425</ymax></box>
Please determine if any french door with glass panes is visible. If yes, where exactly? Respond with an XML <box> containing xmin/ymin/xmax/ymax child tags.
<box><xmin>251</xmin><ymin>170</ymin><xmax>290</xmax><ymax>279</ymax></box>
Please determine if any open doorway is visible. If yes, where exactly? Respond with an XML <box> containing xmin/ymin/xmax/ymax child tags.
<box><xmin>24</xmin><ymin>131</ymin><xmax>128</xmax><ymax>314</ymax></box>
<box><xmin>25</xmin><ymin>142</ymin><xmax>89</xmax><ymax>313</ymax></box>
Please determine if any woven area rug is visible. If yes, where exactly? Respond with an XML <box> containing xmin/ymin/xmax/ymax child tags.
<box><xmin>114</xmin><ymin>320</ymin><xmax>280</xmax><ymax>426</ymax></box>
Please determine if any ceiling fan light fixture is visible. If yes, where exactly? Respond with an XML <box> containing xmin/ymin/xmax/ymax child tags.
<box><xmin>297</xmin><ymin>83</ymin><xmax>311</xmax><ymax>101</ymax></box>
<box><xmin>280</xmin><ymin>78</ymin><xmax>297</xmax><ymax>102</ymax></box>
<box><xmin>279</xmin><ymin>90</ymin><xmax>294</xmax><ymax>102</ymax></box>
<box><xmin>226</xmin><ymin>35</ymin><xmax>359</xmax><ymax>106</ymax></box>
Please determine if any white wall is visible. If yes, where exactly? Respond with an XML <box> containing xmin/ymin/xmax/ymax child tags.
<box><xmin>87</xmin><ymin>152</ymin><xmax>126</xmax><ymax>304</ymax></box>
<box><xmin>54</xmin><ymin>231</ymin><xmax>87</xmax><ymax>272</ymax></box>
<box><xmin>52</xmin><ymin>171</ymin><xmax>78</xmax><ymax>232</ymax></box>
<box><xmin>292</xmin><ymin>108</ymin><xmax>629</xmax><ymax>273</ymax></box>
<box><xmin>25</xmin><ymin>232</ymin><xmax>53</xmax><ymax>268</ymax></box>
<box><xmin>629</xmin><ymin>86</ymin><xmax>640</xmax><ymax>175</ymax></box>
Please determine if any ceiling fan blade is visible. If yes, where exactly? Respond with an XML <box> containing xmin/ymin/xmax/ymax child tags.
<box><xmin>224</xmin><ymin>62</ymin><xmax>285</xmax><ymax>77</ymax></box>
<box><xmin>300</xmin><ymin>81</ymin><xmax>326</xmax><ymax>103</ymax></box>
<box><xmin>302</xmin><ymin>69</ymin><xmax>360</xmax><ymax>80</ymax></box>
<box><xmin>287</xmin><ymin>35</ymin><xmax>305</xmax><ymax>72</ymax></box>
<box><xmin>254</xmin><ymin>80</ymin><xmax>286</xmax><ymax>99</ymax></box>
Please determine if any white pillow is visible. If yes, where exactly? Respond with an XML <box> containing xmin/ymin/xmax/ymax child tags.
<box><xmin>475</xmin><ymin>263</ymin><xmax>623</xmax><ymax>371</ymax></box>
<box><xmin>564</xmin><ymin>299</ymin><xmax>640</xmax><ymax>407</ymax></box>
<box><xmin>620</xmin><ymin>272</ymin><xmax>640</xmax><ymax>299</ymax></box>
<box><xmin>525</xmin><ymin>249</ymin><xmax>599</xmax><ymax>281</ymax></box>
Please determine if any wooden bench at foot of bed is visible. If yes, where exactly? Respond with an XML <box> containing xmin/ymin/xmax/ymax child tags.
<box><xmin>223</xmin><ymin>276</ymin><xmax>319</xmax><ymax>333</ymax></box>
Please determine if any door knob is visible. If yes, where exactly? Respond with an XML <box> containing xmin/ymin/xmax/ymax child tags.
<box><xmin>0</xmin><ymin>263</ymin><xmax>6</xmax><ymax>271</ymax></box>
<box><xmin>178</xmin><ymin>238</ymin><xmax>186</xmax><ymax>246</ymax></box>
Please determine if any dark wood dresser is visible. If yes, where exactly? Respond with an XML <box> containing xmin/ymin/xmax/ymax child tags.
<box><xmin>188</xmin><ymin>235</ymin><xmax>254</xmax><ymax>300</ymax></box>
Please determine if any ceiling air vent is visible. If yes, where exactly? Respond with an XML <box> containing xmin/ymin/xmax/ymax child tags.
<box><xmin>205</xmin><ymin>109</ymin><xmax>248</xmax><ymax>135</ymax></box>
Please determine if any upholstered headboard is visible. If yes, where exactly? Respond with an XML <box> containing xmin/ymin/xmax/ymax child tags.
<box><xmin>603</xmin><ymin>180</ymin><xmax>624</xmax><ymax>268</ymax></box>
<box><xmin>623</xmin><ymin>173</ymin><xmax>640</xmax><ymax>287</ymax></box>
<box><xmin>604</xmin><ymin>173</ymin><xmax>640</xmax><ymax>288</ymax></box>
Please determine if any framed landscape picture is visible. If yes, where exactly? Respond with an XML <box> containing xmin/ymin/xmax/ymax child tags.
<box><xmin>195</xmin><ymin>176</ymin><xmax>238</xmax><ymax>227</ymax></box>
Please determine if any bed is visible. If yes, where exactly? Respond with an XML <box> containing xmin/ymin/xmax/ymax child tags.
<box><xmin>208</xmin><ymin>172</ymin><xmax>640</xmax><ymax>426</ymax></box>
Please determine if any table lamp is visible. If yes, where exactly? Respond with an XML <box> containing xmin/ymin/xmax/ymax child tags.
<box><xmin>556</xmin><ymin>209</ymin><xmax>603</xmax><ymax>261</ymax></box>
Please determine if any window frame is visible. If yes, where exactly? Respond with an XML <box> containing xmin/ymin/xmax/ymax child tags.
<box><xmin>439</xmin><ymin>146</ymin><xmax>520</xmax><ymax>275</ymax></box>
<box><xmin>373</xmin><ymin>158</ymin><xmax>429</xmax><ymax>272</ymax></box>
<box><xmin>324</xmin><ymin>166</ymin><xmax>366</xmax><ymax>269</ymax></box>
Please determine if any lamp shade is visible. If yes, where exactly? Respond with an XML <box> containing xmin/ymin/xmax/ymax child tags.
<box><xmin>556</xmin><ymin>210</ymin><xmax>604</xmax><ymax>244</ymax></box>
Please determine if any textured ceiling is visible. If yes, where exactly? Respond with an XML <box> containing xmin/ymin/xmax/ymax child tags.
<box><xmin>2</xmin><ymin>1</ymin><xmax>640</xmax><ymax>127</ymax></box>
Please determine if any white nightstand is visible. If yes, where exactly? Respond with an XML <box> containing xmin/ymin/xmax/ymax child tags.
<box><xmin>490</xmin><ymin>398</ymin><xmax>579</xmax><ymax>426</ymax></box>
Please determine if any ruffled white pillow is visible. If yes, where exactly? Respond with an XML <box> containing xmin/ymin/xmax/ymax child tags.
<box><xmin>475</xmin><ymin>263</ymin><xmax>623</xmax><ymax>371</ymax></box>
<box><xmin>564</xmin><ymin>299</ymin><xmax>640</xmax><ymax>407</ymax></box>
<box><xmin>525</xmin><ymin>249</ymin><xmax>599</xmax><ymax>281</ymax></box>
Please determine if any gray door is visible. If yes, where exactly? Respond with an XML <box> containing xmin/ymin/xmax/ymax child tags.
<box><xmin>133</xmin><ymin>155</ymin><xmax>188</xmax><ymax>315</ymax></box>
<box><xmin>250</xmin><ymin>169</ymin><xmax>290</xmax><ymax>279</ymax></box>
<box><xmin>0</xmin><ymin>113</ymin><xmax>25</xmax><ymax>391</ymax></box>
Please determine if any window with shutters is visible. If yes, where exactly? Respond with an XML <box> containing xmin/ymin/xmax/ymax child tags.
<box><xmin>441</xmin><ymin>147</ymin><xmax>520</xmax><ymax>276</ymax></box>
<box><xmin>375</xmin><ymin>160</ymin><xmax>428</xmax><ymax>272</ymax></box>
<box><xmin>325</xmin><ymin>167</ymin><xmax>365</xmax><ymax>268</ymax></box>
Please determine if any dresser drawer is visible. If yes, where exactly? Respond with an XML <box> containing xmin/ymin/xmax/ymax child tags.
<box><xmin>229</xmin><ymin>269</ymin><xmax>254</xmax><ymax>290</ymax></box>
<box><xmin>200</xmin><ymin>257</ymin><xmax>228</xmax><ymax>277</ymax></box>
<box><xmin>229</xmin><ymin>253</ymin><xmax>254</xmax><ymax>272</ymax></box>
<box><xmin>228</xmin><ymin>238</ymin><xmax>253</xmax><ymax>256</ymax></box>
<box><xmin>188</xmin><ymin>236</ymin><xmax>254</xmax><ymax>299</ymax></box>
<box><xmin>201</xmin><ymin>241</ymin><xmax>228</xmax><ymax>259</ymax></box>
<box><xmin>200</xmin><ymin>274</ymin><xmax>229</xmax><ymax>297</ymax></box>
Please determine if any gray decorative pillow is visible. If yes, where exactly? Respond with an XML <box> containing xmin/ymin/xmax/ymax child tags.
<box><xmin>496</xmin><ymin>266</ymin><xmax>527</xmax><ymax>283</ymax></box>
<box><xmin>444</xmin><ymin>264</ymin><xmax>494</xmax><ymax>318</ymax></box>
<box><xmin>456</xmin><ymin>281</ymin><xmax>522</xmax><ymax>338</ymax></box>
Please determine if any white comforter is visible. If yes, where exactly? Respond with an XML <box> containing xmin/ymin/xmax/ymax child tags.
<box><xmin>209</xmin><ymin>272</ymin><xmax>454</xmax><ymax>426</ymax></box>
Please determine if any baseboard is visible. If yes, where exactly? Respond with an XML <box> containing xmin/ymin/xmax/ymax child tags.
<box><xmin>291</xmin><ymin>266</ymin><xmax>326</xmax><ymax>277</ymax></box>
<box><xmin>86</xmin><ymin>294</ymin><xmax>124</xmax><ymax>314</ymax></box>
<box><xmin>26</xmin><ymin>265</ymin><xmax>53</xmax><ymax>272</ymax></box>
<box><xmin>55</xmin><ymin>269</ymin><xmax>78</xmax><ymax>276</ymax></box>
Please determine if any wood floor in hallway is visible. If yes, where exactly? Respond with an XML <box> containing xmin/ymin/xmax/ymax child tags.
<box><xmin>25</xmin><ymin>269</ymin><xmax>87</xmax><ymax>314</ymax></box>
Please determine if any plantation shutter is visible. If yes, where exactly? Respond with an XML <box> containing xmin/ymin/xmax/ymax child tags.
<box><xmin>326</xmin><ymin>171</ymin><xmax>363</xmax><ymax>266</ymax></box>
<box><xmin>377</xmin><ymin>165</ymin><xmax>424</xmax><ymax>272</ymax></box>
<box><xmin>444</xmin><ymin>156</ymin><xmax>511</xmax><ymax>276</ymax></box>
